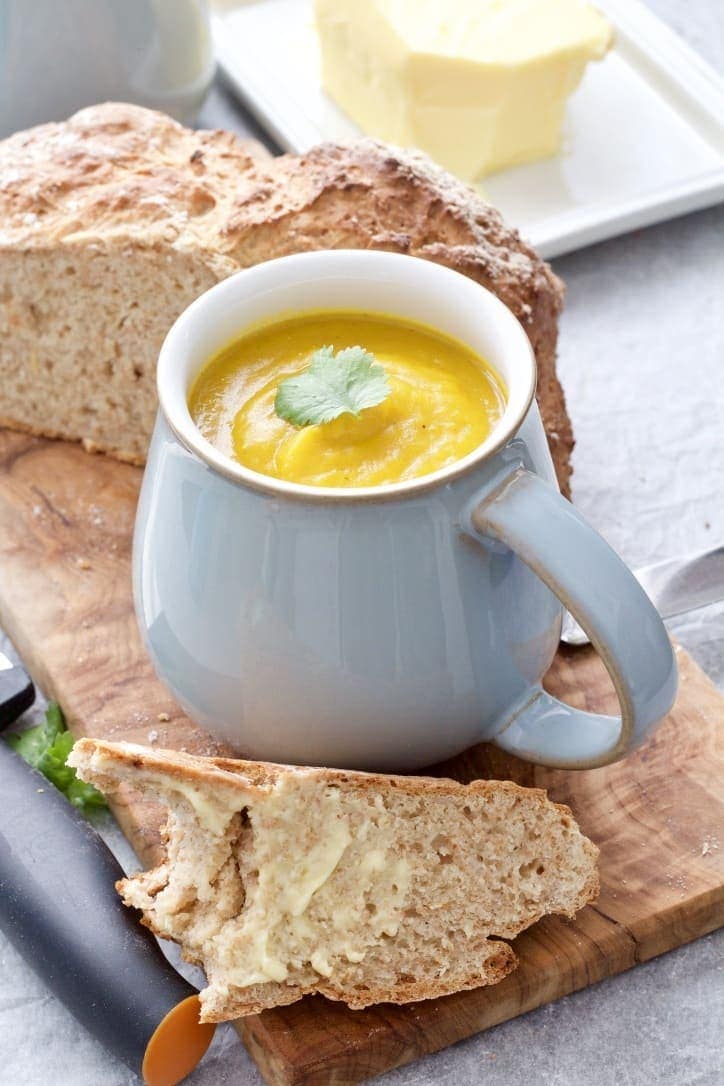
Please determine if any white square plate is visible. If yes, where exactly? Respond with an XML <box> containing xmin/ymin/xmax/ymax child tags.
<box><xmin>211</xmin><ymin>0</ymin><xmax>724</xmax><ymax>258</ymax></box>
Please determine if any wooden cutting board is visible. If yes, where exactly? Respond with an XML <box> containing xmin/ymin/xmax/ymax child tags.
<box><xmin>0</xmin><ymin>428</ymin><xmax>722</xmax><ymax>1086</ymax></box>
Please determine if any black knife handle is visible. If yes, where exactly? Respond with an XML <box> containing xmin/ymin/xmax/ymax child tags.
<box><xmin>0</xmin><ymin>664</ymin><xmax>35</xmax><ymax>729</ymax></box>
<box><xmin>0</xmin><ymin>740</ymin><xmax>215</xmax><ymax>1084</ymax></box>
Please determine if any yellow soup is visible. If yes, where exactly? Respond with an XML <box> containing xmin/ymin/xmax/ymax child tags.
<box><xmin>189</xmin><ymin>312</ymin><xmax>507</xmax><ymax>488</ymax></box>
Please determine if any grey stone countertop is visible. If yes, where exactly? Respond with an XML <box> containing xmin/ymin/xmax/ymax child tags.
<box><xmin>1</xmin><ymin>1</ymin><xmax>722</xmax><ymax>1083</ymax></box>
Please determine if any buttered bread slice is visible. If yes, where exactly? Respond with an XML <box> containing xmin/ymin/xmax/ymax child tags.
<box><xmin>70</xmin><ymin>738</ymin><xmax>598</xmax><ymax>1021</ymax></box>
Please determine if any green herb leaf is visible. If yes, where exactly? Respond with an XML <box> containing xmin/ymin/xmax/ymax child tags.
<box><xmin>274</xmin><ymin>345</ymin><xmax>391</xmax><ymax>427</ymax></box>
<box><xmin>7</xmin><ymin>702</ymin><xmax>107</xmax><ymax>813</ymax></box>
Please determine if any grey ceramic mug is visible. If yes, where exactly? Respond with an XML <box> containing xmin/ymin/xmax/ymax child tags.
<box><xmin>0</xmin><ymin>0</ymin><xmax>214</xmax><ymax>138</ymax></box>
<box><xmin>134</xmin><ymin>250</ymin><xmax>678</xmax><ymax>771</ymax></box>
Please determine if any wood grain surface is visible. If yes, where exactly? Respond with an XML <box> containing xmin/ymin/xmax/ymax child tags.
<box><xmin>0</xmin><ymin>428</ymin><xmax>721</xmax><ymax>1086</ymax></box>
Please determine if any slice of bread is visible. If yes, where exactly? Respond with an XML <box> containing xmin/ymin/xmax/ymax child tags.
<box><xmin>0</xmin><ymin>103</ymin><xmax>572</xmax><ymax>492</ymax></box>
<box><xmin>69</xmin><ymin>738</ymin><xmax>598</xmax><ymax>1022</ymax></box>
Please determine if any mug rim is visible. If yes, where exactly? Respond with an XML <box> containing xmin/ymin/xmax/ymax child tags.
<box><xmin>157</xmin><ymin>250</ymin><xmax>537</xmax><ymax>504</ymax></box>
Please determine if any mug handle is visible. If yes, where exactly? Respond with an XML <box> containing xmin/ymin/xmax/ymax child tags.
<box><xmin>465</xmin><ymin>467</ymin><xmax>678</xmax><ymax>768</ymax></box>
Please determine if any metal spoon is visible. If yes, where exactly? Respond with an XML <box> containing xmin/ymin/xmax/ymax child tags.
<box><xmin>561</xmin><ymin>543</ymin><xmax>724</xmax><ymax>647</ymax></box>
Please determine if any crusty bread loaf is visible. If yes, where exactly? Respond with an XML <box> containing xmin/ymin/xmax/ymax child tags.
<box><xmin>0</xmin><ymin>103</ymin><xmax>572</xmax><ymax>492</ymax></box>
<box><xmin>70</xmin><ymin>738</ymin><xmax>598</xmax><ymax>1021</ymax></box>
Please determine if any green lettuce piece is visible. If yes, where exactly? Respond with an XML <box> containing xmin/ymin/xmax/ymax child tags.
<box><xmin>7</xmin><ymin>702</ymin><xmax>106</xmax><ymax>813</ymax></box>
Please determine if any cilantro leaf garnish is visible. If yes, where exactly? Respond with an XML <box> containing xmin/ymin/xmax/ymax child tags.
<box><xmin>7</xmin><ymin>702</ymin><xmax>106</xmax><ymax>813</ymax></box>
<box><xmin>274</xmin><ymin>345</ymin><xmax>390</xmax><ymax>427</ymax></box>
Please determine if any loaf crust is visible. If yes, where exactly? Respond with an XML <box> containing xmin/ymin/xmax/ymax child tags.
<box><xmin>70</xmin><ymin>738</ymin><xmax>599</xmax><ymax>1021</ymax></box>
<box><xmin>0</xmin><ymin>103</ymin><xmax>572</xmax><ymax>491</ymax></box>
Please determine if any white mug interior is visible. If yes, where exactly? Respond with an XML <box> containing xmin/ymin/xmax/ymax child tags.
<box><xmin>157</xmin><ymin>249</ymin><xmax>537</xmax><ymax>499</ymax></box>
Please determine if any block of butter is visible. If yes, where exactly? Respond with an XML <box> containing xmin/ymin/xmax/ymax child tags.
<box><xmin>315</xmin><ymin>0</ymin><xmax>613</xmax><ymax>181</ymax></box>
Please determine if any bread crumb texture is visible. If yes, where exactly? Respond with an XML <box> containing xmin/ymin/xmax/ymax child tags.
<box><xmin>0</xmin><ymin>102</ymin><xmax>571</xmax><ymax>491</ymax></box>
<box><xmin>69</xmin><ymin>738</ymin><xmax>598</xmax><ymax>1020</ymax></box>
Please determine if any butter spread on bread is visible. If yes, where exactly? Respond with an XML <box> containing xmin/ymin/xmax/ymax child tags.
<box><xmin>70</xmin><ymin>738</ymin><xmax>598</xmax><ymax>1020</ymax></box>
<box><xmin>0</xmin><ymin>103</ymin><xmax>572</xmax><ymax>492</ymax></box>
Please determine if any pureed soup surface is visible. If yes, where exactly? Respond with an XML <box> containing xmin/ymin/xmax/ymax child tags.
<box><xmin>188</xmin><ymin>311</ymin><xmax>507</xmax><ymax>487</ymax></box>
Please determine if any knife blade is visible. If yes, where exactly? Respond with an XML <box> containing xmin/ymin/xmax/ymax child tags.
<box><xmin>561</xmin><ymin>543</ymin><xmax>724</xmax><ymax>647</ymax></box>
